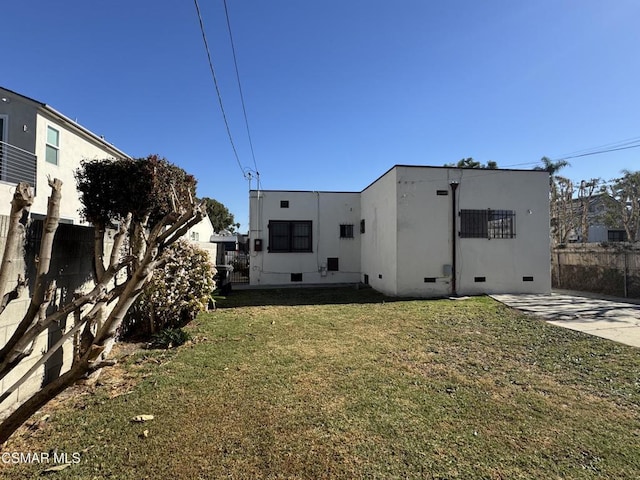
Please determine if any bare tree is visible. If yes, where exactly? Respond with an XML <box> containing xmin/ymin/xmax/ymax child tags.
<box><xmin>0</xmin><ymin>155</ymin><xmax>205</xmax><ymax>444</ymax></box>
<box><xmin>577</xmin><ymin>178</ymin><xmax>600</xmax><ymax>243</ymax></box>
<box><xmin>551</xmin><ymin>176</ymin><xmax>577</xmax><ymax>245</ymax></box>
<box><xmin>601</xmin><ymin>170</ymin><xmax>640</xmax><ymax>242</ymax></box>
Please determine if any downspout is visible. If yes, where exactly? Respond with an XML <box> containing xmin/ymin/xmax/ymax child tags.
<box><xmin>450</xmin><ymin>182</ymin><xmax>459</xmax><ymax>296</ymax></box>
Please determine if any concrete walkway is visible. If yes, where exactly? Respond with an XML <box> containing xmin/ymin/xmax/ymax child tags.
<box><xmin>491</xmin><ymin>290</ymin><xmax>640</xmax><ymax>348</ymax></box>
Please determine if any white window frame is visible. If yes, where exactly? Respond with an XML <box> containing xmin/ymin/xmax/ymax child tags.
<box><xmin>46</xmin><ymin>125</ymin><xmax>60</xmax><ymax>165</ymax></box>
<box><xmin>0</xmin><ymin>114</ymin><xmax>7</xmax><ymax>143</ymax></box>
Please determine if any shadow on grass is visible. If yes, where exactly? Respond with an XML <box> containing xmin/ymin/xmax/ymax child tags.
<box><xmin>217</xmin><ymin>285</ymin><xmax>410</xmax><ymax>308</ymax></box>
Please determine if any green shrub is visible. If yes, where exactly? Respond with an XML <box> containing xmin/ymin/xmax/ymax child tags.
<box><xmin>148</xmin><ymin>327</ymin><xmax>192</xmax><ymax>349</ymax></box>
<box><xmin>122</xmin><ymin>240</ymin><xmax>216</xmax><ymax>337</ymax></box>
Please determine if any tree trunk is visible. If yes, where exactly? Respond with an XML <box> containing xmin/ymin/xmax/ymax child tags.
<box><xmin>0</xmin><ymin>183</ymin><xmax>33</xmax><ymax>314</ymax></box>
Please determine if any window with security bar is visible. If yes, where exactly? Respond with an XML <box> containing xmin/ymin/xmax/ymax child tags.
<box><xmin>459</xmin><ymin>209</ymin><xmax>515</xmax><ymax>239</ymax></box>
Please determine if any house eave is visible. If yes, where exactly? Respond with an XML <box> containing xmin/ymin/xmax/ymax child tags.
<box><xmin>40</xmin><ymin>104</ymin><xmax>131</xmax><ymax>160</ymax></box>
<box><xmin>1</xmin><ymin>86</ymin><xmax>131</xmax><ymax>160</ymax></box>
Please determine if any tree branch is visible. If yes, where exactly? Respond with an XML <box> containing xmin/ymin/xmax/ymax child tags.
<box><xmin>0</xmin><ymin>179</ymin><xmax>61</xmax><ymax>373</ymax></box>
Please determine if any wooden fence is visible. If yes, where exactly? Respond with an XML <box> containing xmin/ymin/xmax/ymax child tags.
<box><xmin>552</xmin><ymin>245</ymin><xmax>640</xmax><ymax>299</ymax></box>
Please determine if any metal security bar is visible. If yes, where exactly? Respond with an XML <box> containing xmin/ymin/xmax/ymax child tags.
<box><xmin>488</xmin><ymin>210</ymin><xmax>516</xmax><ymax>239</ymax></box>
<box><xmin>0</xmin><ymin>141</ymin><xmax>37</xmax><ymax>187</ymax></box>
<box><xmin>460</xmin><ymin>209</ymin><xmax>515</xmax><ymax>239</ymax></box>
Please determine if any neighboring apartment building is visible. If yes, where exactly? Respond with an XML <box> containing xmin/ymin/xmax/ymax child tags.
<box><xmin>0</xmin><ymin>86</ymin><xmax>133</xmax><ymax>414</ymax></box>
<box><xmin>0</xmin><ymin>86</ymin><xmax>131</xmax><ymax>222</ymax></box>
<box><xmin>0</xmin><ymin>86</ymin><xmax>216</xmax><ymax>417</ymax></box>
<box><xmin>249</xmin><ymin>165</ymin><xmax>551</xmax><ymax>297</ymax></box>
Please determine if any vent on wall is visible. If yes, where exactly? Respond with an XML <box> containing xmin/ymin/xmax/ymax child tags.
<box><xmin>523</xmin><ymin>276</ymin><xmax>534</xmax><ymax>282</ymax></box>
<box><xmin>327</xmin><ymin>257</ymin><xmax>339</xmax><ymax>271</ymax></box>
<box><xmin>280</xmin><ymin>200</ymin><xmax>289</xmax><ymax>208</ymax></box>
<box><xmin>424</xmin><ymin>277</ymin><xmax>437</xmax><ymax>283</ymax></box>
<box><xmin>363</xmin><ymin>274</ymin><xmax>369</xmax><ymax>285</ymax></box>
<box><xmin>291</xmin><ymin>273</ymin><xmax>302</xmax><ymax>282</ymax></box>
<box><xmin>474</xmin><ymin>276</ymin><xmax>486</xmax><ymax>283</ymax></box>
<box><xmin>436</xmin><ymin>190</ymin><xmax>449</xmax><ymax>196</ymax></box>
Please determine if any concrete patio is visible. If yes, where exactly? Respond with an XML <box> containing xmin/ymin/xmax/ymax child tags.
<box><xmin>491</xmin><ymin>290</ymin><xmax>640</xmax><ymax>348</ymax></box>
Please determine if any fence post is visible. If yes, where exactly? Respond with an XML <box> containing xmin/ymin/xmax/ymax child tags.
<box><xmin>556</xmin><ymin>250</ymin><xmax>561</xmax><ymax>289</ymax></box>
<box><xmin>624</xmin><ymin>251</ymin><xmax>628</xmax><ymax>298</ymax></box>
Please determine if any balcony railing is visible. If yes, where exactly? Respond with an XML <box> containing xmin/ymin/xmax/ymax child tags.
<box><xmin>0</xmin><ymin>140</ymin><xmax>37</xmax><ymax>188</ymax></box>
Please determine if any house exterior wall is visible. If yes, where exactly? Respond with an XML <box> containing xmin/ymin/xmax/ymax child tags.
<box><xmin>0</xmin><ymin>87</ymin><xmax>129</xmax><ymax>223</ymax></box>
<box><xmin>587</xmin><ymin>225</ymin><xmax>609</xmax><ymax>243</ymax></box>
<box><xmin>249</xmin><ymin>190</ymin><xmax>361</xmax><ymax>285</ymax></box>
<box><xmin>394</xmin><ymin>167</ymin><xmax>455</xmax><ymax>296</ymax></box>
<box><xmin>187</xmin><ymin>215</ymin><xmax>215</xmax><ymax>243</ymax></box>
<box><xmin>0</xmin><ymin>90</ymin><xmax>38</xmax><ymax>215</ymax></box>
<box><xmin>455</xmin><ymin>169</ymin><xmax>551</xmax><ymax>295</ymax></box>
<box><xmin>0</xmin><ymin>91</ymin><xmax>37</xmax><ymax>153</ymax></box>
<box><xmin>249</xmin><ymin>166</ymin><xmax>551</xmax><ymax>297</ymax></box>
<box><xmin>33</xmin><ymin>111</ymin><xmax>125</xmax><ymax>223</ymax></box>
<box><xmin>360</xmin><ymin>168</ymin><xmax>398</xmax><ymax>296</ymax></box>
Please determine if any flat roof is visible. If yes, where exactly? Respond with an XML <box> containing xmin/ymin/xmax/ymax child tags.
<box><xmin>250</xmin><ymin>164</ymin><xmax>549</xmax><ymax>195</ymax></box>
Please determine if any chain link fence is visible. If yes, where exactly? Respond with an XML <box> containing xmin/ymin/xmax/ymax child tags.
<box><xmin>552</xmin><ymin>245</ymin><xmax>640</xmax><ymax>298</ymax></box>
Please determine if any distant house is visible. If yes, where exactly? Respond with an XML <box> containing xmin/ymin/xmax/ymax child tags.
<box><xmin>565</xmin><ymin>194</ymin><xmax>627</xmax><ymax>243</ymax></box>
<box><xmin>249</xmin><ymin>165</ymin><xmax>551</xmax><ymax>297</ymax></box>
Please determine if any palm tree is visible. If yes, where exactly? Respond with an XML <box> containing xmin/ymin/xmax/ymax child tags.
<box><xmin>534</xmin><ymin>156</ymin><xmax>570</xmax><ymax>176</ymax></box>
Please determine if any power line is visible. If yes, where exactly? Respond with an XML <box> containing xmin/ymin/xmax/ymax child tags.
<box><xmin>553</xmin><ymin>142</ymin><xmax>640</xmax><ymax>161</ymax></box>
<box><xmin>553</xmin><ymin>135</ymin><xmax>640</xmax><ymax>159</ymax></box>
<box><xmin>193</xmin><ymin>0</ymin><xmax>246</xmax><ymax>178</ymax></box>
<box><xmin>223</xmin><ymin>0</ymin><xmax>261</xmax><ymax>188</ymax></box>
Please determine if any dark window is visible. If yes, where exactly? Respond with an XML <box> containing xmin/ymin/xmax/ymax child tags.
<box><xmin>360</xmin><ymin>219</ymin><xmax>366</xmax><ymax>234</ymax></box>
<box><xmin>608</xmin><ymin>230</ymin><xmax>627</xmax><ymax>242</ymax></box>
<box><xmin>268</xmin><ymin>220</ymin><xmax>312</xmax><ymax>252</ymax></box>
<box><xmin>291</xmin><ymin>273</ymin><xmax>302</xmax><ymax>282</ymax></box>
<box><xmin>340</xmin><ymin>224</ymin><xmax>354</xmax><ymax>238</ymax></box>
<box><xmin>363</xmin><ymin>274</ymin><xmax>369</xmax><ymax>285</ymax></box>
<box><xmin>280</xmin><ymin>200</ymin><xmax>289</xmax><ymax>208</ymax></box>
<box><xmin>460</xmin><ymin>209</ymin><xmax>515</xmax><ymax>239</ymax></box>
<box><xmin>327</xmin><ymin>257</ymin><xmax>339</xmax><ymax>271</ymax></box>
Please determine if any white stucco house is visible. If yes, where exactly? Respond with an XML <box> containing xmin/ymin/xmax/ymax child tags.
<box><xmin>249</xmin><ymin>165</ymin><xmax>551</xmax><ymax>297</ymax></box>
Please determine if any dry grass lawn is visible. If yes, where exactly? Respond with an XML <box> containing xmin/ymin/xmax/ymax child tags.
<box><xmin>2</xmin><ymin>287</ymin><xmax>640</xmax><ymax>479</ymax></box>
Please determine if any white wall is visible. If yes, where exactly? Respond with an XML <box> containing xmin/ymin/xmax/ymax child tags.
<box><xmin>455</xmin><ymin>169</ymin><xmax>551</xmax><ymax>295</ymax></box>
<box><xmin>34</xmin><ymin>112</ymin><xmax>124</xmax><ymax>224</ymax></box>
<box><xmin>187</xmin><ymin>215</ymin><xmax>215</xmax><ymax>243</ymax></box>
<box><xmin>249</xmin><ymin>190</ymin><xmax>361</xmax><ymax>285</ymax></box>
<box><xmin>360</xmin><ymin>169</ymin><xmax>398</xmax><ymax>296</ymax></box>
<box><xmin>394</xmin><ymin>167</ymin><xmax>455</xmax><ymax>296</ymax></box>
<box><xmin>248</xmin><ymin>166</ymin><xmax>551</xmax><ymax>297</ymax></box>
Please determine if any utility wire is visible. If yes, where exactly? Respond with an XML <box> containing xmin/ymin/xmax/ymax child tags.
<box><xmin>223</xmin><ymin>0</ymin><xmax>261</xmax><ymax>187</ymax></box>
<box><xmin>553</xmin><ymin>142</ymin><xmax>640</xmax><ymax>161</ymax></box>
<box><xmin>193</xmin><ymin>0</ymin><xmax>246</xmax><ymax>178</ymax></box>
<box><xmin>553</xmin><ymin>135</ymin><xmax>640</xmax><ymax>159</ymax></box>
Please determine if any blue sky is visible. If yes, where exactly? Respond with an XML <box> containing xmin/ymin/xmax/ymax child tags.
<box><xmin>3</xmin><ymin>1</ymin><xmax>640</xmax><ymax>231</ymax></box>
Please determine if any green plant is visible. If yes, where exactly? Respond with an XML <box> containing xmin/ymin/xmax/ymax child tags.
<box><xmin>122</xmin><ymin>240</ymin><xmax>216</xmax><ymax>337</ymax></box>
<box><xmin>208</xmin><ymin>289</ymin><xmax>226</xmax><ymax>311</ymax></box>
<box><xmin>148</xmin><ymin>327</ymin><xmax>192</xmax><ymax>349</ymax></box>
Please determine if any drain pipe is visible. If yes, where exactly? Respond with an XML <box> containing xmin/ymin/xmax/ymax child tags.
<box><xmin>450</xmin><ymin>182</ymin><xmax>459</xmax><ymax>296</ymax></box>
